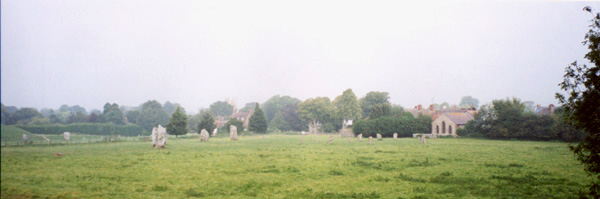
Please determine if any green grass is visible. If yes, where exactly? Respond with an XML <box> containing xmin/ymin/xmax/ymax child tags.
<box><xmin>1</xmin><ymin>124</ymin><xmax>40</xmax><ymax>142</ymax></box>
<box><xmin>1</xmin><ymin>134</ymin><xmax>590</xmax><ymax>198</ymax></box>
<box><xmin>1</xmin><ymin>125</ymin><xmax>133</xmax><ymax>146</ymax></box>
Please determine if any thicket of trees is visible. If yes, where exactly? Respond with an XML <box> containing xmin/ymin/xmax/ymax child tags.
<box><xmin>248</xmin><ymin>104</ymin><xmax>268</xmax><ymax>133</ymax></box>
<box><xmin>459</xmin><ymin>98</ymin><xmax>585</xmax><ymax>141</ymax></box>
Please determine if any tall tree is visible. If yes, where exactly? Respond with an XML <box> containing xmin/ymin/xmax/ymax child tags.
<box><xmin>167</xmin><ymin>107</ymin><xmax>188</xmax><ymax>137</ymax></box>
<box><xmin>10</xmin><ymin>108</ymin><xmax>42</xmax><ymax>125</ymax></box>
<box><xmin>556</xmin><ymin>7</ymin><xmax>600</xmax><ymax>198</ymax></box>
<box><xmin>262</xmin><ymin>95</ymin><xmax>301</xmax><ymax>123</ymax></box>
<box><xmin>1</xmin><ymin>103</ymin><xmax>8</xmax><ymax>125</ymax></box>
<box><xmin>103</xmin><ymin>103</ymin><xmax>124</xmax><ymax>125</ymax></box>
<box><xmin>163</xmin><ymin>101</ymin><xmax>185</xmax><ymax>117</ymax></box>
<box><xmin>138</xmin><ymin>100</ymin><xmax>169</xmax><ymax>131</ymax></box>
<box><xmin>209</xmin><ymin>101</ymin><xmax>234</xmax><ymax>117</ymax></box>
<box><xmin>333</xmin><ymin>89</ymin><xmax>362</xmax><ymax>129</ymax></box>
<box><xmin>359</xmin><ymin>91</ymin><xmax>390</xmax><ymax>118</ymax></box>
<box><xmin>239</xmin><ymin>102</ymin><xmax>258</xmax><ymax>113</ymax></box>
<box><xmin>197</xmin><ymin>112</ymin><xmax>216</xmax><ymax>133</ymax></box>
<box><xmin>249</xmin><ymin>104</ymin><xmax>268</xmax><ymax>133</ymax></box>
<box><xmin>459</xmin><ymin>96</ymin><xmax>480</xmax><ymax>109</ymax></box>
<box><xmin>368</xmin><ymin>103</ymin><xmax>391</xmax><ymax>119</ymax></box>
<box><xmin>297</xmin><ymin>97</ymin><xmax>333</xmax><ymax>133</ymax></box>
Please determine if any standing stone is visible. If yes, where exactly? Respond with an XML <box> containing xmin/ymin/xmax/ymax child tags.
<box><xmin>22</xmin><ymin>134</ymin><xmax>29</xmax><ymax>143</ymax></box>
<box><xmin>357</xmin><ymin>134</ymin><xmax>363</xmax><ymax>142</ymax></box>
<box><xmin>301</xmin><ymin>131</ymin><xmax>306</xmax><ymax>135</ymax></box>
<box><xmin>200</xmin><ymin>129</ymin><xmax>210</xmax><ymax>142</ymax></box>
<box><xmin>151</xmin><ymin>127</ymin><xmax>158</xmax><ymax>147</ymax></box>
<box><xmin>41</xmin><ymin>135</ymin><xmax>50</xmax><ymax>143</ymax></box>
<box><xmin>63</xmin><ymin>132</ymin><xmax>71</xmax><ymax>142</ymax></box>
<box><xmin>369</xmin><ymin>136</ymin><xmax>373</xmax><ymax>144</ymax></box>
<box><xmin>420</xmin><ymin>135</ymin><xmax>427</xmax><ymax>144</ymax></box>
<box><xmin>212</xmin><ymin>128</ymin><xmax>218</xmax><ymax>136</ymax></box>
<box><xmin>393</xmin><ymin>133</ymin><xmax>398</xmax><ymax>140</ymax></box>
<box><xmin>230</xmin><ymin>125</ymin><xmax>238</xmax><ymax>141</ymax></box>
<box><xmin>376</xmin><ymin>133</ymin><xmax>382</xmax><ymax>141</ymax></box>
<box><xmin>155</xmin><ymin>125</ymin><xmax>167</xmax><ymax>148</ymax></box>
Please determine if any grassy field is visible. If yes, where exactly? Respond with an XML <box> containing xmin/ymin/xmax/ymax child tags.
<box><xmin>1</xmin><ymin>125</ymin><xmax>136</xmax><ymax>146</ymax></box>
<box><xmin>0</xmin><ymin>134</ymin><xmax>590</xmax><ymax>198</ymax></box>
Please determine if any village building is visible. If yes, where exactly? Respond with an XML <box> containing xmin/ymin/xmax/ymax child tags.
<box><xmin>431</xmin><ymin>112</ymin><xmax>474</xmax><ymax>137</ymax></box>
<box><xmin>535</xmin><ymin>104</ymin><xmax>555</xmax><ymax>115</ymax></box>
<box><xmin>230</xmin><ymin>109</ymin><xmax>254</xmax><ymax>128</ymax></box>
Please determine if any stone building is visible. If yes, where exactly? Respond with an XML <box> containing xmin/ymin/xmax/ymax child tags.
<box><xmin>230</xmin><ymin>109</ymin><xmax>254</xmax><ymax>128</ymax></box>
<box><xmin>431</xmin><ymin>112</ymin><xmax>474</xmax><ymax>137</ymax></box>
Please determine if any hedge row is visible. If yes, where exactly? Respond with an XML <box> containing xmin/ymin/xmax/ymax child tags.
<box><xmin>15</xmin><ymin>123</ymin><xmax>148</xmax><ymax>136</ymax></box>
<box><xmin>352</xmin><ymin>115</ymin><xmax>431</xmax><ymax>137</ymax></box>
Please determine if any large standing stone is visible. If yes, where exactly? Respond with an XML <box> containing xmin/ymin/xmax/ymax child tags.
<box><xmin>22</xmin><ymin>134</ymin><xmax>29</xmax><ymax>143</ymax></box>
<box><xmin>357</xmin><ymin>134</ymin><xmax>362</xmax><ymax>141</ymax></box>
<box><xmin>151</xmin><ymin>127</ymin><xmax>158</xmax><ymax>147</ymax></box>
<box><xmin>155</xmin><ymin>125</ymin><xmax>167</xmax><ymax>148</ymax></box>
<box><xmin>376</xmin><ymin>133</ymin><xmax>382</xmax><ymax>141</ymax></box>
<box><xmin>230</xmin><ymin>125</ymin><xmax>238</xmax><ymax>141</ymax></box>
<box><xmin>369</xmin><ymin>136</ymin><xmax>373</xmax><ymax>144</ymax></box>
<box><xmin>200</xmin><ymin>129</ymin><xmax>210</xmax><ymax>142</ymax></box>
<box><xmin>212</xmin><ymin>128</ymin><xmax>218</xmax><ymax>136</ymax></box>
<box><xmin>63</xmin><ymin>132</ymin><xmax>71</xmax><ymax>142</ymax></box>
<box><xmin>393</xmin><ymin>133</ymin><xmax>398</xmax><ymax>139</ymax></box>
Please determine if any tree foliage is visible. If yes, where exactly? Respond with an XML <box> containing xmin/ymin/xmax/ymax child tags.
<box><xmin>262</xmin><ymin>95</ymin><xmax>301</xmax><ymax>123</ymax></box>
<box><xmin>459</xmin><ymin>96</ymin><xmax>480</xmax><ymax>109</ymax></box>
<box><xmin>249</xmin><ymin>104</ymin><xmax>268</xmax><ymax>133</ymax></box>
<box><xmin>209</xmin><ymin>101</ymin><xmax>234</xmax><ymax>117</ymax></box>
<box><xmin>137</xmin><ymin>100</ymin><xmax>169</xmax><ymax>131</ymax></box>
<box><xmin>103</xmin><ymin>103</ymin><xmax>124</xmax><ymax>125</ymax></box>
<box><xmin>333</xmin><ymin>89</ymin><xmax>362</xmax><ymax>120</ymax></box>
<box><xmin>368</xmin><ymin>103</ymin><xmax>391</xmax><ymax>119</ymax></box>
<box><xmin>359</xmin><ymin>91</ymin><xmax>390</xmax><ymax>118</ymax></box>
<box><xmin>225</xmin><ymin>118</ymin><xmax>244</xmax><ymax>133</ymax></box>
<box><xmin>556</xmin><ymin>7</ymin><xmax>600</xmax><ymax>197</ymax></box>
<box><xmin>298</xmin><ymin>97</ymin><xmax>333</xmax><ymax>132</ymax></box>
<box><xmin>198</xmin><ymin>112</ymin><xmax>216</xmax><ymax>133</ymax></box>
<box><xmin>352</xmin><ymin>114</ymin><xmax>429</xmax><ymax>137</ymax></box>
<box><xmin>166</xmin><ymin>107</ymin><xmax>188</xmax><ymax>137</ymax></box>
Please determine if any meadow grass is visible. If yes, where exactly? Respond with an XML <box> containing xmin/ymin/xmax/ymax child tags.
<box><xmin>1</xmin><ymin>134</ymin><xmax>590</xmax><ymax>198</ymax></box>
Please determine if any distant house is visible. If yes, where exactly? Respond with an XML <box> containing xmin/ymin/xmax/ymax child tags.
<box><xmin>230</xmin><ymin>109</ymin><xmax>254</xmax><ymax>128</ymax></box>
<box><xmin>535</xmin><ymin>104</ymin><xmax>555</xmax><ymax>115</ymax></box>
<box><xmin>431</xmin><ymin>112</ymin><xmax>474</xmax><ymax>137</ymax></box>
<box><xmin>214</xmin><ymin>116</ymin><xmax>228</xmax><ymax>129</ymax></box>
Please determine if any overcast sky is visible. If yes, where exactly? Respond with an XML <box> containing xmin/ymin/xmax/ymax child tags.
<box><xmin>1</xmin><ymin>0</ymin><xmax>595</xmax><ymax>112</ymax></box>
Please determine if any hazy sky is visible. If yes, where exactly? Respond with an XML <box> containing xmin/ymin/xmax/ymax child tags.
<box><xmin>1</xmin><ymin>0</ymin><xmax>596</xmax><ymax>112</ymax></box>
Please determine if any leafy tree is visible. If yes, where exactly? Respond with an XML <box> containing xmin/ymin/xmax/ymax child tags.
<box><xmin>197</xmin><ymin>112</ymin><xmax>216</xmax><ymax>133</ymax></box>
<box><xmin>40</xmin><ymin>108</ymin><xmax>55</xmax><ymax>117</ymax></box>
<box><xmin>298</xmin><ymin>97</ymin><xmax>333</xmax><ymax>133</ymax></box>
<box><xmin>103</xmin><ymin>103</ymin><xmax>124</xmax><ymax>125</ymax></box>
<box><xmin>459</xmin><ymin>96</ymin><xmax>479</xmax><ymax>109</ymax></box>
<box><xmin>209</xmin><ymin>101</ymin><xmax>234</xmax><ymax>117</ymax></box>
<box><xmin>225</xmin><ymin>118</ymin><xmax>244</xmax><ymax>133</ymax></box>
<box><xmin>248</xmin><ymin>104</ymin><xmax>268</xmax><ymax>133</ymax></box>
<box><xmin>1</xmin><ymin>103</ymin><xmax>8</xmax><ymax>125</ymax></box>
<box><xmin>10</xmin><ymin>108</ymin><xmax>42</xmax><ymax>125</ymax></box>
<box><xmin>239</xmin><ymin>102</ymin><xmax>258</xmax><ymax>113</ymax></box>
<box><xmin>163</xmin><ymin>101</ymin><xmax>185</xmax><ymax>117</ymax></box>
<box><xmin>88</xmin><ymin>113</ymin><xmax>101</xmax><ymax>123</ymax></box>
<box><xmin>390</xmin><ymin>104</ymin><xmax>406</xmax><ymax>117</ymax></box>
<box><xmin>29</xmin><ymin>117</ymin><xmax>51</xmax><ymax>125</ymax></box>
<box><xmin>333</xmin><ymin>89</ymin><xmax>362</xmax><ymax>128</ymax></box>
<box><xmin>186</xmin><ymin>110</ymin><xmax>205</xmax><ymax>133</ymax></box>
<box><xmin>359</xmin><ymin>91</ymin><xmax>390</xmax><ymax>118</ymax></box>
<box><xmin>269</xmin><ymin>111</ymin><xmax>292</xmax><ymax>131</ymax></box>
<box><xmin>262</xmin><ymin>95</ymin><xmax>301</xmax><ymax>123</ymax></box>
<box><xmin>280</xmin><ymin>103</ymin><xmax>305</xmax><ymax>131</ymax></box>
<box><xmin>138</xmin><ymin>100</ymin><xmax>169</xmax><ymax>131</ymax></box>
<box><xmin>125</xmin><ymin>110</ymin><xmax>141</xmax><ymax>124</ymax></box>
<box><xmin>556</xmin><ymin>7</ymin><xmax>600</xmax><ymax>198</ymax></box>
<box><xmin>368</xmin><ymin>103</ymin><xmax>391</xmax><ymax>119</ymax></box>
<box><xmin>167</xmin><ymin>107</ymin><xmax>188</xmax><ymax>137</ymax></box>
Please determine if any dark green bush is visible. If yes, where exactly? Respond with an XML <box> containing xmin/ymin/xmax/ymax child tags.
<box><xmin>352</xmin><ymin>115</ymin><xmax>431</xmax><ymax>137</ymax></box>
<box><xmin>15</xmin><ymin>123</ymin><xmax>147</xmax><ymax>136</ymax></box>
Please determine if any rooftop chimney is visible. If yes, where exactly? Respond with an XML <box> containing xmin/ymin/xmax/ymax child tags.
<box><xmin>429</xmin><ymin>105</ymin><xmax>434</xmax><ymax>111</ymax></box>
<box><xmin>418</xmin><ymin>104</ymin><xmax>422</xmax><ymax>110</ymax></box>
